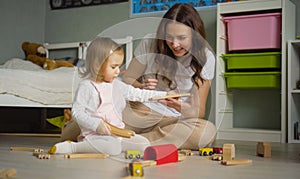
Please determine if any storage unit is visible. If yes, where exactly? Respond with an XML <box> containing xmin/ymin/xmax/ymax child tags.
<box><xmin>287</xmin><ymin>40</ymin><xmax>300</xmax><ymax>143</ymax></box>
<box><xmin>222</xmin><ymin>52</ymin><xmax>281</xmax><ymax>70</ymax></box>
<box><xmin>224</xmin><ymin>72</ymin><xmax>281</xmax><ymax>89</ymax></box>
<box><xmin>215</xmin><ymin>0</ymin><xmax>295</xmax><ymax>143</ymax></box>
<box><xmin>224</xmin><ymin>13</ymin><xmax>282</xmax><ymax>51</ymax></box>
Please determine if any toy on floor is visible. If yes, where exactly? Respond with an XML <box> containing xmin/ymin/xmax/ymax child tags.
<box><xmin>211</xmin><ymin>154</ymin><xmax>223</xmax><ymax>161</ymax></box>
<box><xmin>22</xmin><ymin>41</ymin><xmax>74</xmax><ymax>70</ymax></box>
<box><xmin>64</xmin><ymin>153</ymin><xmax>109</xmax><ymax>159</ymax></box>
<box><xmin>179</xmin><ymin>149</ymin><xmax>193</xmax><ymax>156</ymax></box>
<box><xmin>221</xmin><ymin>143</ymin><xmax>252</xmax><ymax>166</ymax></box>
<box><xmin>221</xmin><ymin>159</ymin><xmax>252</xmax><ymax>166</ymax></box>
<box><xmin>213</xmin><ymin>147</ymin><xmax>223</xmax><ymax>154</ymax></box>
<box><xmin>199</xmin><ymin>147</ymin><xmax>214</xmax><ymax>156</ymax></box>
<box><xmin>256</xmin><ymin>142</ymin><xmax>271</xmax><ymax>158</ymax></box>
<box><xmin>125</xmin><ymin>150</ymin><xmax>142</xmax><ymax>159</ymax></box>
<box><xmin>143</xmin><ymin>144</ymin><xmax>178</xmax><ymax>165</ymax></box>
<box><xmin>222</xmin><ymin>144</ymin><xmax>235</xmax><ymax>161</ymax></box>
<box><xmin>33</xmin><ymin>152</ymin><xmax>51</xmax><ymax>159</ymax></box>
<box><xmin>127</xmin><ymin>161</ymin><xmax>144</xmax><ymax>177</ymax></box>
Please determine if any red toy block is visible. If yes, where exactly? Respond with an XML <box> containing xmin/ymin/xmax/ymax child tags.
<box><xmin>143</xmin><ymin>144</ymin><xmax>178</xmax><ymax>165</ymax></box>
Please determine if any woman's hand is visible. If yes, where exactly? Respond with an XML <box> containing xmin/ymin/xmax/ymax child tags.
<box><xmin>159</xmin><ymin>97</ymin><xmax>183</xmax><ymax>112</ymax></box>
<box><xmin>96</xmin><ymin>121</ymin><xmax>111</xmax><ymax>135</ymax></box>
<box><xmin>142</xmin><ymin>77</ymin><xmax>158</xmax><ymax>90</ymax></box>
<box><xmin>159</xmin><ymin>97</ymin><xmax>198</xmax><ymax>118</ymax></box>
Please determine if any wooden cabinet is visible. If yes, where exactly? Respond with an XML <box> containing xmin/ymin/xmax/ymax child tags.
<box><xmin>215</xmin><ymin>0</ymin><xmax>295</xmax><ymax>143</ymax></box>
<box><xmin>287</xmin><ymin>40</ymin><xmax>300</xmax><ymax>143</ymax></box>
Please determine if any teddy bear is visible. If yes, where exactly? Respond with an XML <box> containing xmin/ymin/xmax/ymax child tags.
<box><xmin>22</xmin><ymin>42</ymin><xmax>74</xmax><ymax>70</ymax></box>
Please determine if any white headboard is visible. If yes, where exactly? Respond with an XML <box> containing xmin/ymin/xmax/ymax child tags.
<box><xmin>44</xmin><ymin>36</ymin><xmax>133</xmax><ymax>69</ymax></box>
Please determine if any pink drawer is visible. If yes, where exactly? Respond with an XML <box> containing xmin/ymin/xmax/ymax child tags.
<box><xmin>223</xmin><ymin>12</ymin><xmax>281</xmax><ymax>51</ymax></box>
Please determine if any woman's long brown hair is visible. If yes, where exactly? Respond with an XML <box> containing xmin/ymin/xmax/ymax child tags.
<box><xmin>154</xmin><ymin>3</ymin><xmax>207</xmax><ymax>88</ymax></box>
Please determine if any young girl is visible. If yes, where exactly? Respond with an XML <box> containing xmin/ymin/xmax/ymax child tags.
<box><xmin>48</xmin><ymin>37</ymin><xmax>167</xmax><ymax>155</ymax></box>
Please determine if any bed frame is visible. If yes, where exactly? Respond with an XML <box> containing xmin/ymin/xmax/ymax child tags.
<box><xmin>0</xmin><ymin>36</ymin><xmax>133</xmax><ymax>108</ymax></box>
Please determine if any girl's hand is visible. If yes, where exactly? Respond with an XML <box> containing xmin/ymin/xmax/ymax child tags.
<box><xmin>142</xmin><ymin>77</ymin><xmax>158</xmax><ymax>90</ymax></box>
<box><xmin>96</xmin><ymin>121</ymin><xmax>111</xmax><ymax>135</ymax></box>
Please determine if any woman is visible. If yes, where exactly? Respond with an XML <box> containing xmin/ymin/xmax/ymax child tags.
<box><xmin>122</xmin><ymin>3</ymin><xmax>217</xmax><ymax>150</ymax></box>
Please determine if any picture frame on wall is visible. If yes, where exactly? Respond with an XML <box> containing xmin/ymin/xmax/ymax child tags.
<box><xmin>50</xmin><ymin>0</ymin><xmax>128</xmax><ymax>10</ymax></box>
<box><xmin>130</xmin><ymin>0</ymin><xmax>241</xmax><ymax>17</ymax></box>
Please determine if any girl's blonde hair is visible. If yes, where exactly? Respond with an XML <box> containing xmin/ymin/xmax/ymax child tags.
<box><xmin>80</xmin><ymin>37</ymin><xmax>122</xmax><ymax>81</ymax></box>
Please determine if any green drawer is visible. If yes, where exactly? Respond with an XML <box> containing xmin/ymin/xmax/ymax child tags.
<box><xmin>224</xmin><ymin>71</ymin><xmax>281</xmax><ymax>89</ymax></box>
<box><xmin>222</xmin><ymin>52</ymin><xmax>281</xmax><ymax>71</ymax></box>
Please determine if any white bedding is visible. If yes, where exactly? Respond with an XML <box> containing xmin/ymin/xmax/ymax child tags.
<box><xmin>0</xmin><ymin>58</ymin><xmax>80</xmax><ymax>105</ymax></box>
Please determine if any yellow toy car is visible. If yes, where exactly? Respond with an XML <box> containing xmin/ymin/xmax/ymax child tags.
<box><xmin>199</xmin><ymin>147</ymin><xmax>214</xmax><ymax>156</ymax></box>
<box><xmin>125</xmin><ymin>150</ymin><xmax>142</xmax><ymax>159</ymax></box>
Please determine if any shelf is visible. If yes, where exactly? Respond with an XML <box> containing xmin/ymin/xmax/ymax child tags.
<box><xmin>288</xmin><ymin>40</ymin><xmax>300</xmax><ymax>143</ymax></box>
<box><xmin>215</xmin><ymin>0</ymin><xmax>295</xmax><ymax>143</ymax></box>
<box><xmin>217</xmin><ymin>128</ymin><xmax>282</xmax><ymax>142</ymax></box>
<box><xmin>289</xmin><ymin>140</ymin><xmax>300</xmax><ymax>144</ymax></box>
<box><xmin>291</xmin><ymin>90</ymin><xmax>300</xmax><ymax>93</ymax></box>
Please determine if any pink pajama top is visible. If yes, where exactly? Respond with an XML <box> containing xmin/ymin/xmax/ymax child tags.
<box><xmin>72</xmin><ymin>78</ymin><xmax>166</xmax><ymax>140</ymax></box>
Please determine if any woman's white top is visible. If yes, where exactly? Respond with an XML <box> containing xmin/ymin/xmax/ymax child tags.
<box><xmin>134</xmin><ymin>40</ymin><xmax>216</xmax><ymax>118</ymax></box>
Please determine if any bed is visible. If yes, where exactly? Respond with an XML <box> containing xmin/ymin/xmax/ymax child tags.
<box><xmin>0</xmin><ymin>36</ymin><xmax>133</xmax><ymax>108</ymax></box>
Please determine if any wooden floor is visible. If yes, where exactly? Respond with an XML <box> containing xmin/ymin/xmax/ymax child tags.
<box><xmin>0</xmin><ymin>135</ymin><xmax>299</xmax><ymax>179</ymax></box>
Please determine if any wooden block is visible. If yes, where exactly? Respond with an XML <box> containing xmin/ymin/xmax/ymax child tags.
<box><xmin>148</xmin><ymin>93</ymin><xmax>191</xmax><ymax>101</ymax></box>
<box><xmin>178</xmin><ymin>153</ymin><xmax>187</xmax><ymax>162</ymax></box>
<box><xmin>222</xmin><ymin>144</ymin><xmax>235</xmax><ymax>161</ymax></box>
<box><xmin>105</xmin><ymin>122</ymin><xmax>135</xmax><ymax>138</ymax></box>
<box><xmin>221</xmin><ymin>159</ymin><xmax>252</xmax><ymax>166</ymax></box>
<box><xmin>143</xmin><ymin>144</ymin><xmax>178</xmax><ymax>165</ymax></box>
<box><xmin>256</xmin><ymin>142</ymin><xmax>271</xmax><ymax>158</ymax></box>
<box><xmin>64</xmin><ymin>153</ymin><xmax>109</xmax><ymax>159</ymax></box>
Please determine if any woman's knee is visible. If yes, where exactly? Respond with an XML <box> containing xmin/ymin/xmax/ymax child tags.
<box><xmin>198</xmin><ymin>120</ymin><xmax>217</xmax><ymax>147</ymax></box>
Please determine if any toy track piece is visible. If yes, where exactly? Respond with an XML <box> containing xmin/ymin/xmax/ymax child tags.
<box><xmin>148</xmin><ymin>93</ymin><xmax>191</xmax><ymax>101</ymax></box>
<box><xmin>221</xmin><ymin>159</ymin><xmax>252</xmax><ymax>166</ymax></box>
<box><xmin>64</xmin><ymin>153</ymin><xmax>109</xmax><ymax>159</ymax></box>
<box><xmin>139</xmin><ymin>160</ymin><xmax>157</xmax><ymax>167</ymax></box>
<box><xmin>10</xmin><ymin>147</ymin><xmax>44</xmax><ymax>153</ymax></box>
<box><xmin>105</xmin><ymin>122</ymin><xmax>135</xmax><ymax>138</ymax></box>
